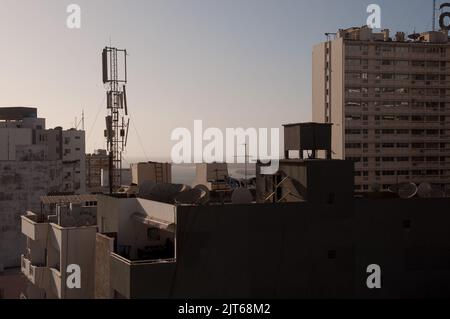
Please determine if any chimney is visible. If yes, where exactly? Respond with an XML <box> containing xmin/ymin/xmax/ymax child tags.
<box><xmin>382</xmin><ymin>29</ymin><xmax>390</xmax><ymax>41</ymax></box>
<box><xmin>395</xmin><ymin>32</ymin><xmax>405</xmax><ymax>42</ymax></box>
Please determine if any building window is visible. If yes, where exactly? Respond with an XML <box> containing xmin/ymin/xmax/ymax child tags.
<box><xmin>412</xmin><ymin>61</ymin><xmax>426</xmax><ymax>67</ymax></box>
<box><xmin>403</xmin><ymin>220</ymin><xmax>412</xmax><ymax>230</ymax></box>
<box><xmin>328</xmin><ymin>250</ymin><xmax>337</xmax><ymax>260</ymax></box>
<box><xmin>327</xmin><ymin>193</ymin><xmax>335</xmax><ymax>205</ymax></box>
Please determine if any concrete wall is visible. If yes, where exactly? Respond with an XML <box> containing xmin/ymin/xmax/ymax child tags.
<box><xmin>131</xmin><ymin>162</ymin><xmax>172</xmax><ymax>185</ymax></box>
<box><xmin>0</xmin><ymin>268</ymin><xmax>27</xmax><ymax>299</ymax></box>
<box><xmin>116</xmin><ymin>198</ymin><xmax>450</xmax><ymax>299</ymax></box>
<box><xmin>312</xmin><ymin>38</ymin><xmax>345</xmax><ymax>159</ymax></box>
<box><xmin>330</xmin><ymin>38</ymin><xmax>345</xmax><ymax>159</ymax></box>
<box><xmin>312</xmin><ymin>42</ymin><xmax>327</xmax><ymax>124</ymax></box>
<box><xmin>97</xmin><ymin>196</ymin><xmax>175</xmax><ymax>260</ymax></box>
<box><xmin>95</xmin><ymin>233</ymin><xmax>114</xmax><ymax>299</ymax></box>
<box><xmin>0</xmin><ymin>160</ymin><xmax>63</xmax><ymax>268</ymax></box>
<box><xmin>59</xmin><ymin>225</ymin><xmax>97</xmax><ymax>299</ymax></box>
<box><xmin>353</xmin><ymin>198</ymin><xmax>450</xmax><ymax>298</ymax></box>
<box><xmin>0</xmin><ymin>128</ymin><xmax>33</xmax><ymax>161</ymax></box>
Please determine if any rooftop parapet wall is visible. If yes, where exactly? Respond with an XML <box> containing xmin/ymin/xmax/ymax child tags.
<box><xmin>0</xmin><ymin>107</ymin><xmax>37</xmax><ymax>121</ymax></box>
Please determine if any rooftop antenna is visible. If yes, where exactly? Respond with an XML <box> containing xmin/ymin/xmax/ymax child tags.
<box><xmin>325</xmin><ymin>33</ymin><xmax>337</xmax><ymax>41</ymax></box>
<box><xmin>433</xmin><ymin>0</ymin><xmax>437</xmax><ymax>31</ymax></box>
<box><xmin>102</xmin><ymin>46</ymin><xmax>130</xmax><ymax>194</ymax></box>
<box><xmin>234</xmin><ymin>143</ymin><xmax>252</xmax><ymax>188</ymax></box>
<box><xmin>82</xmin><ymin>109</ymin><xmax>85</xmax><ymax>131</ymax></box>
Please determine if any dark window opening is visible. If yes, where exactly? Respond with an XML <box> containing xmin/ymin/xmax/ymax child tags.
<box><xmin>328</xmin><ymin>250</ymin><xmax>337</xmax><ymax>260</ymax></box>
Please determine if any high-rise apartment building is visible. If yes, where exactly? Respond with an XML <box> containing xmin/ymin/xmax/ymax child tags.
<box><xmin>313</xmin><ymin>26</ymin><xmax>450</xmax><ymax>192</ymax></box>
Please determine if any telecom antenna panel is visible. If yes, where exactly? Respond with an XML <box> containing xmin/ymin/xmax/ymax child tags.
<box><xmin>102</xmin><ymin>47</ymin><xmax>130</xmax><ymax>194</ymax></box>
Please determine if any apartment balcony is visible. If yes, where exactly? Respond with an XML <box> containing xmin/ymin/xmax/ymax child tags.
<box><xmin>21</xmin><ymin>255</ymin><xmax>49</xmax><ymax>287</ymax></box>
<box><xmin>411</xmin><ymin>162</ymin><xmax>441</xmax><ymax>168</ymax></box>
<box><xmin>410</xmin><ymin>149</ymin><xmax>443</xmax><ymax>156</ymax></box>
<box><xmin>110</xmin><ymin>252</ymin><xmax>176</xmax><ymax>299</ymax></box>
<box><xmin>21</xmin><ymin>213</ymin><xmax>49</xmax><ymax>241</ymax></box>
<box><xmin>48</xmin><ymin>268</ymin><xmax>63</xmax><ymax>299</ymax></box>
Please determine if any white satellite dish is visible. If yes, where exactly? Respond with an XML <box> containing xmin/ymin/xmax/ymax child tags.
<box><xmin>417</xmin><ymin>183</ymin><xmax>432</xmax><ymax>198</ymax></box>
<box><xmin>145</xmin><ymin>183</ymin><xmax>190</xmax><ymax>203</ymax></box>
<box><xmin>397</xmin><ymin>183</ymin><xmax>418</xmax><ymax>199</ymax></box>
<box><xmin>231</xmin><ymin>188</ymin><xmax>253</xmax><ymax>204</ymax></box>
<box><xmin>138</xmin><ymin>180</ymin><xmax>157</xmax><ymax>198</ymax></box>
<box><xmin>194</xmin><ymin>185</ymin><xmax>210</xmax><ymax>205</ymax></box>
<box><xmin>175</xmin><ymin>188</ymin><xmax>207</xmax><ymax>205</ymax></box>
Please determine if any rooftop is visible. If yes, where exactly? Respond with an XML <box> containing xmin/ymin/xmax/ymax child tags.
<box><xmin>0</xmin><ymin>107</ymin><xmax>37</xmax><ymax>121</ymax></box>
<box><xmin>40</xmin><ymin>194</ymin><xmax>97</xmax><ymax>205</ymax></box>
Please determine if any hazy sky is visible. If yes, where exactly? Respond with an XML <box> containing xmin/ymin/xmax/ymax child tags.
<box><xmin>0</xmin><ymin>0</ymin><xmax>433</xmax><ymax>160</ymax></box>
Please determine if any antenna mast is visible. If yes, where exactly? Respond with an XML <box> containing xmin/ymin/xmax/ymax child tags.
<box><xmin>82</xmin><ymin>109</ymin><xmax>85</xmax><ymax>131</ymax></box>
<box><xmin>433</xmin><ymin>0</ymin><xmax>437</xmax><ymax>31</ymax></box>
<box><xmin>102</xmin><ymin>46</ymin><xmax>130</xmax><ymax>194</ymax></box>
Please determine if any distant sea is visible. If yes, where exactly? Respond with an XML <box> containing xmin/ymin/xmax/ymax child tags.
<box><xmin>123</xmin><ymin>157</ymin><xmax>256</xmax><ymax>186</ymax></box>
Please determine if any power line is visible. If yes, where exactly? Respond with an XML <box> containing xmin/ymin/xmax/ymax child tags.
<box><xmin>130</xmin><ymin>117</ymin><xmax>150</xmax><ymax>162</ymax></box>
<box><xmin>86</xmin><ymin>94</ymin><xmax>106</xmax><ymax>143</ymax></box>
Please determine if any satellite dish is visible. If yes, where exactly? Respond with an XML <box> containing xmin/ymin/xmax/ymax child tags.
<box><xmin>408</xmin><ymin>33</ymin><xmax>420</xmax><ymax>40</ymax></box>
<box><xmin>430</xmin><ymin>189</ymin><xmax>445</xmax><ymax>198</ymax></box>
<box><xmin>144</xmin><ymin>183</ymin><xmax>190</xmax><ymax>203</ymax></box>
<box><xmin>445</xmin><ymin>185</ymin><xmax>450</xmax><ymax>198</ymax></box>
<box><xmin>227</xmin><ymin>177</ymin><xmax>241</xmax><ymax>189</ymax></box>
<box><xmin>78</xmin><ymin>214</ymin><xmax>96</xmax><ymax>226</ymax></box>
<box><xmin>417</xmin><ymin>183</ymin><xmax>432</xmax><ymax>198</ymax></box>
<box><xmin>175</xmin><ymin>188</ymin><xmax>207</xmax><ymax>205</ymax></box>
<box><xmin>138</xmin><ymin>180</ymin><xmax>157</xmax><ymax>198</ymax></box>
<box><xmin>193</xmin><ymin>184</ymin><xmax>210</xmax><ymax>204</ymax></box>
<box><xmin>397</xmin><ymin>183</ymin><xmax>418</xmax><ymax>199</ymax></box>
<box><xmin>231</xmin><ymin>188</ymin><xmax>253</xmax><ymax>204</ymax></box>
<box><xmin>430</xmin><ymin>185</ymin><xmax>445</xmax><ymax>198</ymax></box>
<box><xmin>61</xmin><ymin>215</ymin><xmax>76</xmax><ymax>227</ymax></box>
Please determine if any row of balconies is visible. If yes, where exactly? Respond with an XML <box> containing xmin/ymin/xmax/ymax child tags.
<box><xmin>345</xmin><ymin>107</ymin><xmax>450</xmax><ymax>115</ymax></box>
<box><xmin>345</xmin><ymin>135</ymin><xmax>449</xmax><ymax>142</ymax></box>
<box><xmin>346</xmin><ymin>150</ymin><xmax>450</xmax><ymax>157</ymax></box>
<box><xmin>355</xmin><ymin>175</ymin><xmax>450</xmax><ymax>183</ymax></box>
<box><xmin>345</xmin><ymin>79</ymin><xmax>450</xmax><ymax>87</ymax></box>
<box><xmin>346</xmin><ymin>93</ymin><xmax>450</xmax><ymax>99</ymax></box>
<box><xmin>21</xmin><ymin>255</ymin><xmax>62</xmax><ymax>299</ymax></box>
<box><xmin>353</xmin><ymin>162</ymin><xmax>450</xmax><ymax>169</ymax></box>
<box><xmin>21</xmin><ymin>255</ymin><xmax>48</xmax><ymax>287</ymax></box>
<box><xmin>345</xmin><ymin>64</ymin><xmax>450</xmax><ymax>72</ymax></box>
<box><xmin>345</xmin><ymin>121</ymin><xmax>450</xmax><ymax>128</ymax></box>
<box><xmin>345</xmin><ymin>51</ymin><xmax>448</xmax><ymax>59</ymax></box>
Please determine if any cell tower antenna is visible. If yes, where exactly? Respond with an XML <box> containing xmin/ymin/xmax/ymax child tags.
<box><xmin>433</xmin><ymin>0</ymin><xmax>437</xmax><ymax>31</ymax></box>
<box><xmin>101</xmin><ymin>46</ymin><xmax>130</xmax><ymax>194</ymax></box>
